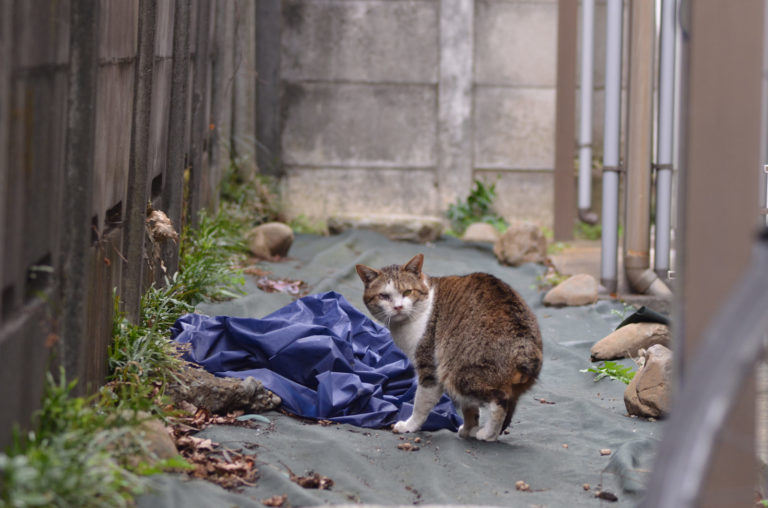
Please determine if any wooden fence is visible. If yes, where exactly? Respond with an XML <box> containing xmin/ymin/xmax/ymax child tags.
<box><xmin>0</xmin><ymin>0</ymin><xmax>260</xmax><ymax>447</ymax></box>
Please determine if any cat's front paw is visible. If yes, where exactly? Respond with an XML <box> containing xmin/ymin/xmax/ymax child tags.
<box><xmin>393</xmin><ymin>419</ymin><xmax>420</xmax><ymax>434</ymax></box>
<box><xmin>458</xmin><ymin>424</ymin><xmax>478</xmax><ymax>439</ymax></box>
<box><xmin>475</xmin><ymin>426</ymin><xmax>499</xmax><ymax>442</ymax></box>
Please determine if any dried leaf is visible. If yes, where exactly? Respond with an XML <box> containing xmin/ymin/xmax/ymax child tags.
<box><xmin>262</xmin><ymin>495</ymin><xmax>288</xmax><ymax>507</ymax></box>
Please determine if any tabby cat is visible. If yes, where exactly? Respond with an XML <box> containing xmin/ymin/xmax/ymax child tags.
<box><xmin>356</xmin><ymin>253</ymin><xmax>543</xmax><ymax>441</ymax></box>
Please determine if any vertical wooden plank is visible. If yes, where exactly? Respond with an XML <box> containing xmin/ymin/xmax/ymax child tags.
<box><xmin>553</xmin><ymin>0</ymin><xmax>578</xmax><ymax>240</ymax></box>
<box><xmin>210</xmin><ymin>0</ymin><xmax>235</xmax><ymax>200</ymax></box>
<box><xmin>0</xmin><ymin>0</ymin><xmax>11</xmax><ymax>323</ymax></box>
<box><xmin>60</xmin><ymin>0</ymin><xmax>99</xmax><ymax>387</ymax></box>
<box><xmin>232</xmin><ymin>0</ymin><xmax>256</xmax><ymax>177</ymax></box>
<box><xmin>674</xmin><ymin>1</ymin><xmax>763</xmax><ymax>506</ymax></box>
<box><xmin>188</xmin><ymin>0</ymin><xmax>211</xmax><ymax>223</ymax></box>
<box><xmin>256</xmin><ymin>0</ymin><xmax>281</xmax><ymax>177</ymax></box>
<box><xmin>122</xmin><ymin>0</ymin><xmax>157</xmax><ymax>323</ymax></box>
<box><xmin>161</xmin><ymin>0</ymin><xmax>191</xmax><ymax>278</ymax></box>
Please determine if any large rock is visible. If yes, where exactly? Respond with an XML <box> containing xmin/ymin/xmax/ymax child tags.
<box><xmin>624</xmin><ymin>345</ymin><xmax>673</xmax><ymax>418</ymax></box>
<box><xmin>166</xmin><ymin>364</ymin><xmax>281</xmax><ymax>414</ymax></box>
<box><xmin>461</xmin><ymin>222</ymin><xmax>501</xmax><ymax>243</ymax></box>
<box><xmin>591</xmin><ymin>323</ymin><xmax>671</xmax><ymax>361</ymax></box>
<box><xmin>493</xmin><ymin>220</ymin><xmax>547</xmax><ymax>266</ymax></box>
<box><xmin>247</xmin><ymin>222</ymin><xmax>294</xmax><ymax>259</ymax></box>
<box><xmin>542</xmin><ymin>273</ymin><xmax>599</xmax><ymax>306</ymax></box>
<box><xmin>327</xmin><ymin>213</ymin><xmax>443</xmax><ymax>243</ymax></box>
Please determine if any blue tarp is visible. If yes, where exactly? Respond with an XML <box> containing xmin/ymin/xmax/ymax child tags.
<box><xmin>170</xmin><ymin>291</ymin><xmax>462</xmax><ymax>431</ymax></box>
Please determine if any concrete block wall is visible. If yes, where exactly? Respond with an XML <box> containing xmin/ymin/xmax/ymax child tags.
<box><xmin>277</xmin><ymin>0</ymin><xmax>607</xmax><ymax>228</ymax></box>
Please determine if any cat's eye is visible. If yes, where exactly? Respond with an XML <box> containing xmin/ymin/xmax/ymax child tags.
<box><xmin>402</xmin><ymin>289</ymin><xmax>413</xmax><ymax>296</ymax></box>
<box><xmin>378</xmin><ymin>293</ymin><xmax>390</xmax><ymax>300</ymax></box>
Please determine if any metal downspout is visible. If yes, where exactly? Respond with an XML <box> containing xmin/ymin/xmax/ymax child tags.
<box><xmin>578</xmin><ymin>0</ymin><xmax>598</xmax><ymax>224</ymax></box>
<box><xmin>625</xmin><ymin>0</ymin><xmax>671</xmax><ymax>296</ymax></box>
<box><xmin>654</xmin><ymin>0</ymin><xmax>677</xmax><ymax>280</ymax></box>
<box><xmin>600</xmin><ymin>0</ymin><xmax>623</xmax><ymax>294</ymax></box>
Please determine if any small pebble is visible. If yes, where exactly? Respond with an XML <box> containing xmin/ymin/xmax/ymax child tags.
<box><xmin>514</xmin><ymin>480</ymin><xmax>531</xmax><ymax>492</ymax></box>
<box><xmin>600</xmin><ymin>448</ymin><xmax>612</xmax><ymax>456</ymax></box>
<box><xmin>414</xmin><ymin>437</ymin><xmax>421</xmax><ymax>443</ymax></box>
<box><xmin>562</xmin><ymin>443</ymin><xmax>568</xmax><ymax>449</ymax></box>
<box><xmin>583</xmin><ymin>483</ymin><xmax>590</xmax><ymax>491</ymax></box>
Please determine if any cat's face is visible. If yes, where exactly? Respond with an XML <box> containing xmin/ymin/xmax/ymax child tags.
<box><xmin>356</xmin><ymin>254</ymin><xmax>431</xmax><ymax>325</ymax></box>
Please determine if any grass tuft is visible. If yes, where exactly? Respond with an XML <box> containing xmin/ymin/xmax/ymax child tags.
<box><xmin>581</xmin><ymin>361</ymin><xmax>636</xmax><ymax>384</ymax></box>
<box><xmin>446</xmin><ymin>179</ymin><xmax>508</xmax><ymax>236</ymax></box>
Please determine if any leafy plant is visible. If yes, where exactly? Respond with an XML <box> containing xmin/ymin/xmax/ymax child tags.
<box><xmin>446</xmin><ymin>179</ymin><xmax>508</xmax><ymax>236</ymax></box>
<box><xmin>574</xmin><ymin>221</ymin><xmax>602</xmax><ymax>241</ymax></box>
<box><xmin>610</xmin><ymin>302</ymin><xmax>637</xmax><ymax>322</ymax></box>
<box><xmin>581</xmin><ymin>361</ymin><xmax>636</xmax><ymax>384</ymax></box>
<box><xmin>289</xmin><ymin>214</ymin><xmax>327</xmax><ymax>235</ymax></box>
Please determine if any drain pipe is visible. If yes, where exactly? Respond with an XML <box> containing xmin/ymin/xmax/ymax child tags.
<box><xmin>624</xmin><ymin>0</ymin><xmax>671</xmax><ymax>296</ymax></box>
<box><xmin>600</xmin><ymin>0</ymin><xmax>623</xmax><ymax>294</ymax></box>
<box><xmin>654</xmin><ymin>0</ymin><xmax>677</xmax><ymax>280</ymax></box>
<box><xmin>578</xmin><ymin>0</ymin><xmax>598</xmax><ymax>224</ymax></box>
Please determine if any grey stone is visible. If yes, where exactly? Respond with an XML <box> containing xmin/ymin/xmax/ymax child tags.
<box><xmin>461</xmin><ymin>222</ymin><xmax>500</xmax><ymax>243</ymax></box>
<box><xmin>591</xmin><ymin>323</ymin><xmax>671</xmax><ymax>361</ymax></box>
<box><xmin>165</xmin><ymin>364</ymin><xmax>282</xmax><ymax>414</ymax></box>
<box><xmin>247</xmin><ymin>222</ymin><xmax>294</xmax><ymax>259</ymax></box>
<box><xmin>543</xmin><ymin>273</ymin><xmax>599</xmax><ymax>307</ymax></box>
<box><xmin>624</xmin><ymin>345</ymin><xmax>673</xmax><ymax>418</ymax></box>
<box><xmin>493</xmin><ymin>220</ymin><xmax>548</xmax><ymax>266</ymax></box>
<box><xmin>327</xmin><ymin>213</ymin><xmax>443</xmax><ymax>243</ymax></box>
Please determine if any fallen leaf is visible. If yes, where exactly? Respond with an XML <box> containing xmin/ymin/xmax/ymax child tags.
<box><xmin>397</xmin><ymin>442</ymin><xmax>420</xmax><ymax>452</ymax></box>
<box><xmin>595</xmin><ymin>490</ymin><xmax>618</xmax><ymax>502</ymax></box>
<box><xmin>262</xmin><ymin>495</ymin><xmax>287</xmax><ymax>507</ymax></box>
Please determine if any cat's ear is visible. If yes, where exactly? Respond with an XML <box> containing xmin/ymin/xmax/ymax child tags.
<box><xmin>403</xmin><ymin>253</ymin><xmax>424</xmax><ymax>275</ymax></box>
<box><xmin>356</xmin><ymin>264</ymin><xmax>381</xmax><ymax>285</ymax></box>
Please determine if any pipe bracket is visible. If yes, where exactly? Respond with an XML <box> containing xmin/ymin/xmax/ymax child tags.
<box><xmin>602</xmin><ymin>165</ymin><xmax>624</xmax><ymax>173</ymax></box>
<box><xmin>653</xmin><ymin>163</ymin><xmax>674</xmax><ymax>171</ymax></box>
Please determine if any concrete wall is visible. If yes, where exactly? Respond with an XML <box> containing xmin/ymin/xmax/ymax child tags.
<box><xmin>276</xmin><ymin>0</ymin><xmax>608</xmax><ymax>228</ymax></box>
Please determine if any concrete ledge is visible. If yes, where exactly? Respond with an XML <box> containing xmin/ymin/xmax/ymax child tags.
<box><xmin>327</xmin><ymin>213</ymin><xmax>444</xmax><ymax>243</ymax></box>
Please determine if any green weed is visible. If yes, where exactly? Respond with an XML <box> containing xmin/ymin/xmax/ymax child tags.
<box><xmin>446</xmin><ymin>179</ymin><xmax>508</xmax><ymax>236</ymax></box>
<box><xmin>289</xmin><ymin>214</ymin><xmax>328</xmax><ymax>235</ymax></box>
<box><xmin>574</xmin><ymin>221</ymin><xmax>602</xmax><ymax>241</ymax></box>
<box><xmin>581</xmin><ymin>361</ymin><xmax>636</xmax><ymax>384</ymax></box>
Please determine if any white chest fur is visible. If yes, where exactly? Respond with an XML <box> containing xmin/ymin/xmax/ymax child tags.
<box><xmin>389</xmin><ymin>287</ymin><xmax>434</xmax><ymax>360</ymax></box>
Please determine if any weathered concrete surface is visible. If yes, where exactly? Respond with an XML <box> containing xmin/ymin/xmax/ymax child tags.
<box><xmin>282</xmin><ymin>167</ymin><xmax>438</xmax><ymax>218</ymax></box>
<box><xmin>276</xmin><ymin>0</ymin><xmax>562</xmax><ymax>228</ymax></box>
<box><xmin>327</xmin><ymin>214</ymin><xmax>443</xmax><ymax>243</ymax></box>
<box><xmin>281</xmin><ymin>0</ymin><xmax>438</xmax><ymax>83</ymax></box>
<box><xmin>281</xmin><ymin>83</ymin><xmax>436</xmax><ymax>168</ymax></box>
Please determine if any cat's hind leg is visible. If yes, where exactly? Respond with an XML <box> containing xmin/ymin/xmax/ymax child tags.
<box><xmin>393</xmin><ymin>382</ymin><xmax>443</xmax><ymax>434</ymax></box>
<box><xmin>475</xmin><ymin>401</ymin><xmax>506</xmax><ymax>442</ymax></box>
<box><xmin>457</xmin><ymin>404</ymin><xmax>479</xmax><ymax>439</ymax></box>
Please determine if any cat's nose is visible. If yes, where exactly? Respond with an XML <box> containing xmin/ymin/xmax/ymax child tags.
<box><xmin>393</xmin><ymin>304</ymin><xmax>403</xmax><ymax>311</ymax></box>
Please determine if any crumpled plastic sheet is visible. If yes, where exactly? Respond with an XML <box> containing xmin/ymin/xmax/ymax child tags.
<box><xmin>171</xmin><ymin>291</ymin><xmax>462</xmax><ymax>431</ymax></box>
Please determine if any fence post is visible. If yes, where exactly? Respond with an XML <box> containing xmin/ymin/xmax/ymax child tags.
<box><xmin>256</xmin><ymin>1</ymin><xmax>282</xmax><ymax>177</ymax></box>
<box><xmin>123</xmin><ymin>0</ymin><xmax>158</xmax><ymax>323</ymax></box>
<box><xmin>60</xmin><ymin>1</ymin><xmax>99</xmax><ymax>381</ymax></box>
<box><xmin>161</xmin><ymin>0</ymin><xmax>191</xmax><ymax>279</ymax></box>
<box><xmin>553</xmin><ymin>0</ymin><xmax>578</xmax><ymax>241</ymax></box>
<box><xmin>189</xmin><ymin>0</ymin><xmax>211</xmax><ymax>223</ymax></box>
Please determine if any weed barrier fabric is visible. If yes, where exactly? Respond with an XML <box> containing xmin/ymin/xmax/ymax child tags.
<box><xmin>139</xmin><ymin>230</ymin><xmax>661</xmax><ymax>508</ymax></box>
<box><xmin>171</xmin><ymin>292</ymin><xmax>462</xmax><ymax>430</ymax></box>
